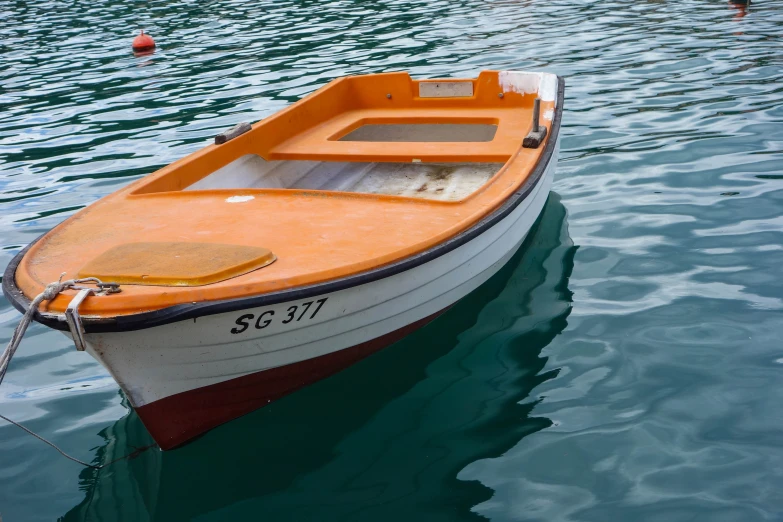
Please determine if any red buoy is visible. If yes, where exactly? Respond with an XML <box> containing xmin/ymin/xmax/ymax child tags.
<box><xmin>132</xmin><ymin>30</ymin><xmax>156</xmax><ymax>53</ymax></box>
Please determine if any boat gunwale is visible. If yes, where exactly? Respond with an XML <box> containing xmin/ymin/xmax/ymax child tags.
<box><xmin>2</xmin><ymin>76</ymin><xmax>564</xmax><ymax>334</ymax></box>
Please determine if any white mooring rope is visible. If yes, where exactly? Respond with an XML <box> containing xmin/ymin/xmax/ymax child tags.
<box><xmin>0</xmin><ymin>276</ymin><xmax>154</xmax><ymax>466</ymax></box>
<box><xmin>0</xmin><ymin>274</ymin><xmax>103</xmax><ymax>385</ymax></box>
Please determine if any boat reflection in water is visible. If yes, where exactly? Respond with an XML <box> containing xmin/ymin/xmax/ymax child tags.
<box><xmin>63</xmin><ymin>193</ymin><xmax>576</xmax><ymax>522</ymax></box>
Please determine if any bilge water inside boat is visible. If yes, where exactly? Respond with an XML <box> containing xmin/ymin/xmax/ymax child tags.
<box><xmin>2</xmin><ymin>70</ymin><xmax>564</xmax><ymax>449</ymax></box>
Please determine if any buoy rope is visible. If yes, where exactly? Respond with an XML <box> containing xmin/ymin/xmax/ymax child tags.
<box><xmin>0</xmin><ymin>413</ymin><xmax>157</xmax><ymax>469</ymax></box>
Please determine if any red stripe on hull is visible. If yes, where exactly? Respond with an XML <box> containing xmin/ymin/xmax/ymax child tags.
<box><xmin>135</xmin><ymin>310</ymin><xmax>446</xmax><ymax>450</ymax></box>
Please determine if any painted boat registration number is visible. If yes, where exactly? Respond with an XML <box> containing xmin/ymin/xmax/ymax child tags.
<box><xmin>229</xmin><ymin>297</ymin><xmax>328</xmax><ymax>334</ymax></box>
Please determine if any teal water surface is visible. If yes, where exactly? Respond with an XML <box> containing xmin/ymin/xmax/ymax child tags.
<box><xmin>2</xmin><ymin>1</ymin><xmax>783</xmax><ymax>521</ymax></box>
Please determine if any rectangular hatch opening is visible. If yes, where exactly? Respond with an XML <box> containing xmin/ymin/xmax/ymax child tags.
<box><xmin>336</xmin><ymin>123</ymin><xmax>498</xmax><ymax>143</ymax></box>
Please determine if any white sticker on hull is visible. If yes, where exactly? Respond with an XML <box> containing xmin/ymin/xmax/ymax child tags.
<box><xmin>226</xmin><ymin>195</ymin><xmax>255</xmax><ymax>203</ymax></box>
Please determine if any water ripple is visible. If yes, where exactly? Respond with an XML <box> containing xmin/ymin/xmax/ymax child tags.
<box><xmin>2</xmin><ymin>0</ymin><xmax>783</xmax><ymax>521</ymax></box>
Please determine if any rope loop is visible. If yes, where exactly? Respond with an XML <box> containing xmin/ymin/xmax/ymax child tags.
<box><xmin>0</xmin><ymin>276</ymin><xmax>143</xmax><ymax>468</ymax></box>
<box><xmin>1</xmin><ymin>276</ymin><xmax>120</xmax><ymax>385</ymax></box>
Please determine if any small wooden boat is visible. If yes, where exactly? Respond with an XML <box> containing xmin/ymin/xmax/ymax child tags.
<box><xmin>3</xmin><ymin>70</ymin><xmax>563</xmax><ymax>449</ymax></box>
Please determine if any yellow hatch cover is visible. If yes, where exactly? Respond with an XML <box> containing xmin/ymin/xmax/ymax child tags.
<box><xmin>77</xmin><ymin>242</ymin><xmax>276</xmax><ymax>286</ymax></box>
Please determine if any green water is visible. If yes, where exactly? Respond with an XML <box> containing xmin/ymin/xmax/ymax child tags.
<box><xmin>2</xmin><ymin>1</ymin><xmax>783</xmax><ymax>520</ymax></box>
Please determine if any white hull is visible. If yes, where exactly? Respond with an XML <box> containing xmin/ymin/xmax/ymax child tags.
<box><xmin>80</xmin><ymin>137</ymin><xmax>558</xmax><ymax>447</ymax></box>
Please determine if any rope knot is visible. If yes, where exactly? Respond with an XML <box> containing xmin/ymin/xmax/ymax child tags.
<box><xmin>41</xmin><ymin>281</ymin><xmax>68</xmax><ymax>301</ymax></box>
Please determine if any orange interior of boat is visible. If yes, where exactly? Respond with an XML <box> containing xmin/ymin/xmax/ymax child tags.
<box><xmin>14</xmin><ymin>70</ymin><xmax>558</xmax><ymax>316</ymax></box>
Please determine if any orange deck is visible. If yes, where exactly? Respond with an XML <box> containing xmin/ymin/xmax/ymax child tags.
<box><xmin>13</xmin><ymin>71</ymin><xmax>558</xmax><ymax>317</ymax></box>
